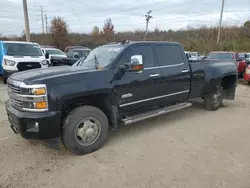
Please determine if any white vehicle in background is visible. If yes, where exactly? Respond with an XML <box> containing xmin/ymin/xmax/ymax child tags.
<box><xmin>41</xmin><ymin>47</ymin><xmax>66</xmax><ymax>66</ymax></box>
<box><xmin>2</xmin><ymin>41</ymin><xmax>48</xmax><ymax>84</ymax></box>
<box><xmin>189</xmin><ymin>52</ymin><xmax>201</xmax><ymax>60</ymax></box>
<box><xmin>184</xmin><ymin>51</ymin><xmax>192</xmax><ymax>60</ymax></box>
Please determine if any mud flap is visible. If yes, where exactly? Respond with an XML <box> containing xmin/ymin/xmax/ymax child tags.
<box><xmin>222</xmin><ymin>87</ymin><xmax>236</xmax><ymax>100</ymax></box>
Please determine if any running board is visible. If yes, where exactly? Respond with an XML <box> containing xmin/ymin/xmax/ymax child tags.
<box><xmin>121</xmin><ymin>102</ymin><xmax>192</xmax><ymax>125</ymax></box>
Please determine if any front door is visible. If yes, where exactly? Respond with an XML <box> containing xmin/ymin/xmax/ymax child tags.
<box><xmin>114</xmin><ymin>44</ymin><xmax>158</xmax><ymax>113</ymax></box>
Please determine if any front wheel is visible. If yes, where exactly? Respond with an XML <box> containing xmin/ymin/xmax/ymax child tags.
<box><xmin>61</xmin><ymin>105</ymin><xmax>109</xmax><ymax>155</ymax></box>
<box><xmin>204</xmin><ymin>86</ymin><xmax>223</xmax><ymax>111</ymax></box>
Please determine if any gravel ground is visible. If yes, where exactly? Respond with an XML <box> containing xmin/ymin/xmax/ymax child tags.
<box><xmin>1</xmin><ymin>82</ymin><xmax>250</xmax><ymax>188</ymax></box>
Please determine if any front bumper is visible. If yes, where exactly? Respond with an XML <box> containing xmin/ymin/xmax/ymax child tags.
<box><xmin>5</xmin><ymin>100</ymin><xmax>61</xmax><ymax>139</ymax></box>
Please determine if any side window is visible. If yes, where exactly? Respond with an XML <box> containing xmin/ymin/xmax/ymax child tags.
<box><xmin>118</xmin><ymin>45</ymin><xmax>154</xmax><ymax>68</ymax></box>
<box><xmin>154</xmin><ymin>45</ymin><xmax>184</xmax><ymax>66</ymax></box>
<box><xmin>67</xmin><ymin>50</ymin><xmax>73</xmax><ymax>57</ymax></box>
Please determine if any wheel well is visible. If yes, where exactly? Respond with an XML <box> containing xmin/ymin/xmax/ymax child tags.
<box><xmin>61</xmin><ymin>93</ymin><xmax>113</xmax><ymax>127</ymax></box>
<box><xmin>221</xmin><ymin>74</ymin><xmax>237</xmax><ymax>89</ymax></box>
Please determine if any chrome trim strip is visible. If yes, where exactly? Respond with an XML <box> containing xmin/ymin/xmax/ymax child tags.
<box><xmin>144</xmin><ymin>62</ymin><xmax>184</xmax><ymax>70</ymax></box>
<box><xmin>23</xmin><ymin>108</ymin><xmax>49</xmax><ymax>112</ymax></box>
<box><xmin>119</xmin><ymin>90</ymin><xmax>190</xmax><ymax>107</ymax></box>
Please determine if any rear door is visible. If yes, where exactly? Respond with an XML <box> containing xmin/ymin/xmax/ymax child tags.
<box><xmin>150</xmin><ymin>43</ymin><xmax>191</xmax><ymax>104</ymax></box>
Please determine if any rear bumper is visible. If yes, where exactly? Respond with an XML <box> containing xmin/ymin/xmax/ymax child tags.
<box><xmin>5</xmin><ymin>100</ymin><xmax>61</xmax><ymax>139</ymax></box>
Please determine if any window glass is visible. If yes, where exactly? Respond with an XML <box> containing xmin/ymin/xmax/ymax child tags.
<box><xmin>154</xmin><ymin>45</ymin><xmax>184</xmax><ymax>66</ymax></box>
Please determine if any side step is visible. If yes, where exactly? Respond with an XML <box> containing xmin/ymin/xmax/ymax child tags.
<box><xmin>121</xmin><ymin>102</ymin><xmax>192</xmax><ymax>125</ymax></box>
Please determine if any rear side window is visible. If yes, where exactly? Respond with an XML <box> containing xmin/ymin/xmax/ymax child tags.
<box><xmin>154</xmin><ymin>45</ymin><xmax>184</xmax><ymax>66</ymax></box>
<box><xmin>118</xmin><ymin>45</ymin><xmax>154</xmax><ymax>68</ymax></box>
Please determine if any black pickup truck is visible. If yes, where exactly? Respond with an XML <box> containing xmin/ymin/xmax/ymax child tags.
<box><xmin>5</xmin><ymin>41</ymin><xmax>237</xmax><ymax>155</ymax></box>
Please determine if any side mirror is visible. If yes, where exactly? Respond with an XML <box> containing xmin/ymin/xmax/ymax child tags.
<box><xmin>128</xmin><ymin>55</ymin><xmax>143</xmax><ymax>72</ymax></box>
<box><xmin>45</xmin><ymin>52</ymin><xmax>49</xmax><ymax>59</ymax></box>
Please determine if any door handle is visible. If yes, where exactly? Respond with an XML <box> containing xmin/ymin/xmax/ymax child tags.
<box><xmin>181</xmin><ymin>69</ymin><xmax>189</xmax><ymax>73</ymax></box>
<box><xmin>150</xmin><ymin>73</ymin><xmax>159</xmax><ymax>77</ymax></box>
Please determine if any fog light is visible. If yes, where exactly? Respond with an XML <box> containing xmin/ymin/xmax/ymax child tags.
<box><xmin>35</xmin><ymin>122</ymin><xmax>39</xmax><ymax>128</ymax></box>
<box><xmin>35</xmin><ymin>101</ymin><xmax>47</xmax><ymax>109</ymax></box>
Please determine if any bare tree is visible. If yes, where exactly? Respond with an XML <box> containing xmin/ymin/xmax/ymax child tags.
<box><xmin>91</xmin><ymin>26</ymin><xmax>100</xmax><ymax>37</ymax></box>
<box><xmin>102</xmin><ymin>18</ymin><xmax>114</xmax><ymax>41</ymax></box>
<box><xmin>50</xmin><ymin>17</ymin><xmax>69</xmax><ymax>50</ymax></box>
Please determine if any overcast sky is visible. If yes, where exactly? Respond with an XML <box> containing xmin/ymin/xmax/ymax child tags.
<box><xmin>0</xmin><ymin>0</ymin><xmax>249</xmax><ymax>36</ymax></box>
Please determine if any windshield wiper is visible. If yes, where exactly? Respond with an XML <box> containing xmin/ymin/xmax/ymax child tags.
<box><xmin>94</xmin><ymin>54</ymin><xmax>99</xmax><ymax>70</ymax></box>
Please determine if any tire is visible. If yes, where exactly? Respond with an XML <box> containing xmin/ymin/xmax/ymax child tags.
<box><xmin>204</xmin><ymin>86</ymin><xmax>223</xmax><ymax>111</ymax></box>
<box><xmin>3</xmin><ymin>77</ymin><xmax>7</xmax><ymax>84</ymax></box>
<box><xmin>61</xmin><ymin>105</ymin><xmax>109</xmax><ymax>155</ymax></box>
<box><xmin>248</xmin><ymin>81</ymin><xmax>250</xmax><ymax>85</ymax></box>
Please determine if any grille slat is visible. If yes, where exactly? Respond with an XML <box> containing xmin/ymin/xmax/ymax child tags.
<box><xmin>8</xmin><ymin>84</ymin><xmax>21</xmax><ymax>94</ymax></box>
<box><xmin>11</xmin><ymin>99</ymin><xmax>23</xmax><ymax>109</ymax></box>
<box><xmin>17</xmin><ymin>62</ymin><xmax>41</xmax><ymax>71</ymax></box>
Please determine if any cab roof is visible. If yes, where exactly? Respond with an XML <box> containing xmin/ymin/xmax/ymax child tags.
<box><xmin>3</xmin><ymin>41</ymin><xmax>39</xmax><ymax>45</ymax></box>
<box><xmin>104</xmin><ymin>40</ymin><xmax>181</xmax><ymax>47</ymax></box>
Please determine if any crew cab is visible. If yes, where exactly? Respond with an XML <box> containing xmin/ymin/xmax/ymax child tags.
<box><xmin>5</xmin><ymin>41</ymin><xmax>237</xmax><ymax>155</ymax></box>
<box><xmin>206</xmin><ymin>51</ymin><xmax>246</xmax><ymax>77</ymax></box>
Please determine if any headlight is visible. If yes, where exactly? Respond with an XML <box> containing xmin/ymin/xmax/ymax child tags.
<box><xmin>22</xmin><ymin>87</ymin><xmax>46</xmax><ymax>95</ymax></box>
<box><xmin>41</xmin><ymin>60</ymin><xmax>48</xmax><ymax>65</ymax></box>
<box><xmin>4</xmin><ymin>59</ymin><xmax>16</xmax><ymax>66</ymax></box>
<box><xmin>23</xmin><ymin>101</ymin><xmax>48</xmax><ymax>110</ymax></box>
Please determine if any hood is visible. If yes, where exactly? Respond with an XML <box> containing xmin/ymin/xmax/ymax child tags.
<box><xmin>4</xmin><ymin>55</ymin><xmax>46</xmax><ymax>62</ymax></box>
<box><xmin>9</xmin><ymin>65</ymin><xmax>96</xmax><ymax>84</ymax></box>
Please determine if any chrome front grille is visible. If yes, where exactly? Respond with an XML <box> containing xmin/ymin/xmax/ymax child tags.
<box><xmin>11</xmin><ymin>98</ymin><xmax>23</xmax><ymax>109</ymax></box>
<box><xmin>8</xmin><ymin>83</ymin><xmax>21</xmax><ymax>94</ymax></box>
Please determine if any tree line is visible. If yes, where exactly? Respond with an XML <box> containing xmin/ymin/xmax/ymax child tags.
<box><xmin>1</xmin><ymin>17</ymin><xmax>250</xmax><ymax>53</ymax></box>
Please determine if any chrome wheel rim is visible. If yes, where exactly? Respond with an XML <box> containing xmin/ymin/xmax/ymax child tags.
<box><xmin>212</xmin><ymin>92</ymin><xmax>222</xmax><ymax>105</ymax></box>
<box><xmin>75</xmin><ymin>117</ymin><xmax>101</xmax><ymax>146</ymax></box>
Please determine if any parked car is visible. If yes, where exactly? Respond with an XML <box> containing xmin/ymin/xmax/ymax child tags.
<box><xmin>66</xmin><ymin>48</ymin><xmax>91</xmax><ymax>59</ymax></box>
<box><xmin>244</xmin><ymin>65</ymin><xmax>250</xmax><ymax>84</ymax></box>
<box><xmin>1</xmin><ymin>41</ymin><xmax>48</xmax><ymax>84</ymax></box>
<box><xmin>189</xmin><ymin>52</ymin><xmax>201</xmax><ymax>60</ymax></box>
<box><xmin>206</xmin><ymin>51</ymin><xmax>246</xmax><ymax>77</ymax></box>
<box><xmin>184</xmin><ymin>51</ymin><xmax>192</xmax><ymax>60</ymax></box>
<box><xmin>49</xmin><ymin>56</ymin><xmax>79</xmax><ymax>66</ymax></box>
<box><xmin>42</xmin><ymin>47</ymin><xmax>66</xmax><ymax>66</ymax></box>
<box><xmin>64</xmin><ymin>46</ymin><xmax>89</xmax><ymax>53</ymax></box>
<box><xmin>244</xmin><ymin>53</ymin><xmax>250</xmax><ymax>65</ymax></box>
<box><xmin>5</xmin><ymin>41</ymin><xmax>237</xmax><ymax>155</ymax></box>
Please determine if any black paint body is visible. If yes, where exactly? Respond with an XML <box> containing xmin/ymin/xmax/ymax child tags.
<box><xmin>5</xmin><ymin>41</ymin><xmax>237</xmax><ymax>139</ymax></box>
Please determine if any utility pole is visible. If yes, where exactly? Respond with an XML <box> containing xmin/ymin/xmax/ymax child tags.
<box><xmin>41</xmin><ymin>6</ymin><xmax>44</xmax><ymax>34</ymax></box>
<box><xmin>45</xmin><ymin>13</ymin><xmax>48</xmax><ymax>34</ymax></box>
<box><xmin>144</xmin><ymin>10</ymin><xmax>153</xmax><ymax>41</ymax></box>
<box><xmin>22</xmin><ymin>0</ymin><xmax>31</xmax><ymax>41</ymax></box>
<box><xmin>217</xmin><ymin>0</ymin><xmax>225</xmax><ymax>44</ymax></box>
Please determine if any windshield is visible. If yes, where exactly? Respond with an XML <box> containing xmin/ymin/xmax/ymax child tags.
<box><xmin>207</xmin><ymin>53</ymin><xmax>233</xmax><ymax>60</ymax></box>
<box><xmin>77</xmin><ymin>45</ymin><xmax>124</xmax><ymax>68</ymax></box>
<box><xmin>46</xmin><ymin>49</ymin><xmax>65</xmax><ymax>55</ymax></box>
<box><xmin>190</xmin><ymin>52</ymin><xmax>197</xmax><ymax>56</ymax></box>
<box><xmin>4</xmin><ymin>42</ymin><xmax>43</xmax><ymax>56</ymax></box>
